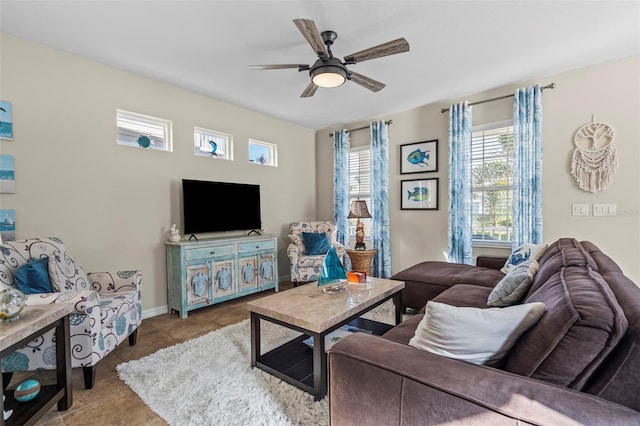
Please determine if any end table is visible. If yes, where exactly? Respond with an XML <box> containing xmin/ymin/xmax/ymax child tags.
<box><xmin>346</xmin><ymin>249</ymin><xmax>376</xmax><ymax>276</ymax></box>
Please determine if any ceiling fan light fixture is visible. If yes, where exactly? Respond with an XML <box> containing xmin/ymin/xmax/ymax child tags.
<box><xmin>310</xmin><ymin>65</ymin><xmax>346</xmax><ymax>88</ymax></box>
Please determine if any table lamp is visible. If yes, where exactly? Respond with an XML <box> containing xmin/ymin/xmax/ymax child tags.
<box><xmin>347</xmin><ymin>199</ymin><xmax>372</xmax><ymax>250</ymax></box>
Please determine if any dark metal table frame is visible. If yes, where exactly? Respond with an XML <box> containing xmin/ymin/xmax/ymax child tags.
<box><xmin>250</xmin><ymin>291</ymin><xmax>402</xmax><ymax>400</ymax></box>
<box><xmin>1</xmin><ymin>313</ymin><xmax>72</xmax><ymax>426</ymax></box>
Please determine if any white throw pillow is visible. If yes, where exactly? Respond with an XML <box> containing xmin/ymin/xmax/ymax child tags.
<box><xmin>488</xmin><ymin>260</ymin><xmax>540</xmax><ymax>307</ymax></box>
<box><xmin>501</xmin><ymin>243</ymin><xmax>548</xmax><ymax>274</ymax></box>
<box><xmin>409</xmin><ymin>301</ymin><xmax>546</xmax><ymax>366</ymax></box>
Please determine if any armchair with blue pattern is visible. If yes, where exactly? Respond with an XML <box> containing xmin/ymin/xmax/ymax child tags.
<box><xmin>0</xmin><ymin>237</ymin><xmax>142</xmax><ymax>389</ymax></box>
<box><xmin>287</xmin><ymin>221</ymin><xmax>350</xmax><ymax>286</ymax></box>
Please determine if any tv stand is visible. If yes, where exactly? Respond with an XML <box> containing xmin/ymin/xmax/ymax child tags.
<box><xmin>188</xmin><ymin>234</ymin><xmax>199</xmax><ymax>241</ymax></box>
<box><xmin>247</xmin><ymin>229</ymin><xmax>262</xmax><ymax>236</ymax></box>
<box><xmin>166</xmin><ymin>234</ymin><xmax>278</xmax><ymax>318</ymax></box>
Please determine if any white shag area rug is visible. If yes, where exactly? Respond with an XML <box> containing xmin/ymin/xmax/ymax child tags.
<box><xmin>116</xmin><ymin>301</ymin><xmax>399</xmax><ymax>426</ymax></box>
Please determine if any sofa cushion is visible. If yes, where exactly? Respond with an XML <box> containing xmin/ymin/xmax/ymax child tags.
<box><xmin>501</xmin><ymin>243</ymin><xmax>548</xmax><ymax>274</ymax></box>
<box><xmin>100</xmin><ymin>291</ymin><xmax>137</xmax><ymax>327</ymax></box>
<box><xmin>504</xmin><ymin>266</ymin><xmax>628</xmax><ymax>390</ymax></box>
<box><xmin>391</xmin><ymin>262</ymin><xmax>505</xmax><ymax>310</ymax></box>
<box><xmin>527</xmin><ymin>246</ymin><xmax>598</xmax><ymax>300</ymax></box>
<box><xmin>488</xmin><ymin>260</ymin><xmax>539</xmax><ymax>307</ymax></box>
<box><xmin>14</xmin><ymin>257</ymin><xmax>54</xmax><ymax>294</ymax></box>
<box><xmin>409</xmin><ymin>301</ymin><xmax>546</xmax><ymax>366</ymax></box>
<box><xmin>431</xmin><ymin>284</ymin><xmax>492</xmax><ymax>309</ymax></box>
<box><xmin>48</xmin><ymin>252</ymin><xmax>91</xmax><ymax>292</ymax></box>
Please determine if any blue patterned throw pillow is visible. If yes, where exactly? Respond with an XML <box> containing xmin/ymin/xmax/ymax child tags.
<box><xmin>14</xmin><ymin>257</ymin><xmax>54</xmax><ymax>294</ymax></box>
<box><xmin>501</xmin><ymin>243</ymin><xmax>548</xmax><ymax>274</ymax></box>
<box><xmin>302</xmin><ymin>232</ymin><xmax>331</xmax><ymax>255</ymax></box>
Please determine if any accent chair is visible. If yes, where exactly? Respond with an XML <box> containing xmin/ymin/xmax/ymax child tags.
<box><xmin>0</xmin><ymin>237</ymin><xmax>142</xmax><ymax>389</ymax></box>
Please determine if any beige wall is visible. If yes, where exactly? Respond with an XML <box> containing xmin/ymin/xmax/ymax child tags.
<box><xmin>317</xmin><ymin>55</ymin><xmax>640</xmax><ymax>283</ymax></box>
<box><xmin>0</xmin><ymin>34</ymin><xmax>317</xmax><ymax>315</ymax></box>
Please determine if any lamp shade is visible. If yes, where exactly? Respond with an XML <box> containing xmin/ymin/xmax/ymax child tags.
<box><xmin>347</xmin><ymin>200</ymin><xmax>372</xmax><ymax>219</ymax></box>
<box><xmin>309</xmin><ymin>58</ymin><xmax>347</xmax><ymax>88</ymax></box>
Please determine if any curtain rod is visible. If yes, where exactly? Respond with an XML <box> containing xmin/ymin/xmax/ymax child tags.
<box><xmin>329</xmin><ymin>120</ymin><xmax>393</xmax><ymax>138</ymax></box>
<box><xmin>440</xmin><ymin>83</ymin><xmax>556</xmax><ymax>113</ymax></box>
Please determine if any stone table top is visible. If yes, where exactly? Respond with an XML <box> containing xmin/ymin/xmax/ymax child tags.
<box><xmin>247</xmin><ymin>277</ymin><xmax>404</xmax><ymax>333</ymax></box>
<box><xmin>0</xmin><ymin>303</ymin><xmax>74</xmax><ymax>352</ymax></box>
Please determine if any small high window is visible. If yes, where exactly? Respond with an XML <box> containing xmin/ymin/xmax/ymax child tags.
<box><xmin>194</xmin><ymin>127</ymin><xmax>233</xmax><ymax>160</ymax></box>
<box><xmin>116</xmin><ymin>109</ymin><xmax>172</xmax><ymax>151</ymax></box>
<box><xmin>248</xmin><ymin>139</ymin><xmax>277</xmax><ymax>167</ymax></box>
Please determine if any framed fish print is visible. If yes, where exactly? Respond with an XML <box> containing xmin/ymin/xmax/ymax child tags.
<box><xmin>401</xmin><ymin>178</ymin><xmax>438</xmax><ymax>210</ymax></box>
<box><xmin>400</xmin><ymin>139</ymin><xmax>438</xmax><ymax>174</ymax></box>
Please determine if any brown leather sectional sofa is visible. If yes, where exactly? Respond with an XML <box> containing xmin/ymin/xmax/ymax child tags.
<box><xmin>328</xmin><ymin>238</ymin><xmax>640</xmax><ymax>425</ymax></box>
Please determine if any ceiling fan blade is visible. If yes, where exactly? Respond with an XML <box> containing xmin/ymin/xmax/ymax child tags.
<box><xmin>300</xmin><ymin>82</ymin><xmax>318</xmax><ymax>98</ymax></box>
<box><xmin>344</xmin><ymin>38</ymin><xmax>410</xmax><ymax>64</ymax></box>
<box><xmin>293</xmin><ymin>18</ymin><xmax>329</xmax><ymax>58</ymax></box>
<box><xmin>349</xmin><ymin>72</ymin><xmax>386</xmax><ymax>92</ymax></box>
<box><xmin>249</xmin><ymin>64</ymin><xmax>309</xmax><ymax>70</ymax></box>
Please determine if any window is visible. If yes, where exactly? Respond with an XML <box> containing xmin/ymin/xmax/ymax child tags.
<box><xmin>471</xmin><ymin>121</ymin><xmax>514</xmax><ymax>245</ymax></box>
<box><xmin>194</xmin><ymin>127</ymin><xmax>233</xmax><ymax>160</ymax></box>
<box><xmin>116</xmin><ymin>109</ymin><xmax>172</xmax><ymax>151</ymax></box>
<box><xmin>348</xmin><ymin>147</ymin><xmax>372</xmax><ymax>238</ymax></box>
<box><xmin>248</xmin><ymin>139</ymin><xmax>277</xmax><ymax>166</ymax></box>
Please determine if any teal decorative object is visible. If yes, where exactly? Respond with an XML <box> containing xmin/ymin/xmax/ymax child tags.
<box><xmin>137</xmin><ymin>135</ymin><xmax>151</xmax><ymax>148</ymax></box>
<box><xmin>14</xmin><ymin>379</ymin><xmax>40</xmax><ymax>402</ymax></box>
<box><xmin>318</xmin><ymin>247</ymin><xmax>347</xmax><ymax>294</ymax></box>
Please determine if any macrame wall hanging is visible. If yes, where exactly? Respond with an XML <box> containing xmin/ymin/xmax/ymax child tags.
<box><xmin>570</xmin><ymin>115</ymin><xmax>618</xmax><ymax>193</ymax></box>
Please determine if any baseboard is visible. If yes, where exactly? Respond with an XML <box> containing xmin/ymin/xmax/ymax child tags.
<box><xmin>142</xmin><ymin>275</ymin><xmax>291</xmax><ymax>320</ymax></box>
<box><xmin>142</xmin><ymin>305</ymin><xmax>169</xmax><ymax>319</ymax></box>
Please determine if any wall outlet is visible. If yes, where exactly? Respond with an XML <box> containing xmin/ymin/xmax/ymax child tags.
<box><xmin>593</xmin><ymin>204</ymin><xmax>617</xmax><ymax>216</ymax></box>
<box><xmin>572</xmin><ymin>204</ymin><xmax>589</xmax><ymax>216</ymax></box>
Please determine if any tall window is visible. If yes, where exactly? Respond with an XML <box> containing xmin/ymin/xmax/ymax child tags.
<box><xmin>348</xmin><ymin>147</ymin><xmax>372</xmax><ymax>238</ymax></box>
<box><xmin>471</xmin><ymin>121</ymin><xmax>514</xmax><ymax>245</ymax></box>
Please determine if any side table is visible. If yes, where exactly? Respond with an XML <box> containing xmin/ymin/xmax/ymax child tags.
<box><xmin>346</xmin><ymin>249</ymin><xmax>377</xmax><ymax>276</ymax></box>
<box><xmin>0</xmin><ymin>304</ymin><xmax>73</xmax><ymax>426</ymax></box>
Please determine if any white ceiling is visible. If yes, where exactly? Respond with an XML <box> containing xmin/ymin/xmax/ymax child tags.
<box><xmin>1</xmin><ymin>1</ymin><xmax>639</xmax><ymax>130</ymax></box>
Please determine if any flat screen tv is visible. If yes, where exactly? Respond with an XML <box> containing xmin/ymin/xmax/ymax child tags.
<box><xmin>182</xmin><ymin>179</ymin><xmax>261</xmax><ymax>235</ymax></box>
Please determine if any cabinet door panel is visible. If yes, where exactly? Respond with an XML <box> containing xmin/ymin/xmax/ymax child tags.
<box><xmin>258</xmin><ymin>253</ymin><xmax>276</xmax><ymax>288</ymax></box>
<box><xmin>186</xmin><ymin>263</ymin><xmax>211</xmax><ymax>306</ymax></box>
<box><xmin>238</xmin><ymin>256</ymin><xmax>258</xmax><ymax>290</ymax></box>
<box><xmin>212</xmin><ymin>259</ymin><xmax>236</xmax><ymax>299</ymax></box>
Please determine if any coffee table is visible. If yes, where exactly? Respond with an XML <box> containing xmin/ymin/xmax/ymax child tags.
<box><xmin>247</xmin><ymin>277</ymin><xmax>404</xmax><ymax>400</ymax></box>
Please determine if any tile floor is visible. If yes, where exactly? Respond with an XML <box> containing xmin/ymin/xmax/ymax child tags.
<box><xmin>7</xmin><ymin>281</ymin><xmax>295</xmax><ymax>425</ymax></box>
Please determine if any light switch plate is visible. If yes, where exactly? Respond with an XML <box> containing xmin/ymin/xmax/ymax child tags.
<box><xmin>593</xmin><ymin>204</ymin><xmax>617</xmax><ymax>216</ymax></box>
<box><xmin>572</xmin><ymin>204</ymin><xmax>589</xmax><ymax>216</ymax></box>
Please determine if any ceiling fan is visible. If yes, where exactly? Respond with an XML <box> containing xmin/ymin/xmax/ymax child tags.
<box><xmin>249</xmin><ymin>18</ymin><xmax>410</xmax><ymax>97</ymax></box>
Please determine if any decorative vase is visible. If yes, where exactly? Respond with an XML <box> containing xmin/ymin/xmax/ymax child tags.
<box><xmin>318</xmin><ymin>247</ymin><xmax>348</xmax><ymax>294</ymax></box>
<box><xmin>0</xmin><ymin>288</ymin><xmax>26</xmax><ymax>322</ymax></box>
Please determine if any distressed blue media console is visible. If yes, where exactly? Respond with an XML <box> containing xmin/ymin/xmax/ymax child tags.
<box><xmin>166</xmin><ymin>235</ymin><xmax>278</xmax><ymax>318</ymax></box>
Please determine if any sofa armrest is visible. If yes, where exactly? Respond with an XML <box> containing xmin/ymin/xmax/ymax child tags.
<box><xmin>328</xmin><ymin>333</ymin><xmax>640</xmax><ymax>425</ymax></box>
<box><xmin>26</xmin><ymin>290</ymin><xmax>100</xmax><ymax>315</ymax></box>
<box><xmin>476</xmin><ymin>255</ymin><xmax>508</xmax><ymax>270</ymax></box>
<box><xmin>88</xmin><ymin>270</ymin><xmax>142</xmax><ymax>294</ymax></box>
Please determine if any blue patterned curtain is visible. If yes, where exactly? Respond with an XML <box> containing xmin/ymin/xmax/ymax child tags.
<box><xmin>333</xmin><ymin>130</ymin><xmax>350</xmax><ymax>245</ymax></box>
<box><xmin>448</xmin><ymin>102</ymin><xmax>473</xmax><ymax>264</ymax></box>
<box><xmin>513</xmin><ymin>85</ymin><xmax>543</xmax><ymax>246</ymax></box>
<box><xmin>370</xmin><ymin>121</ymin><xmax>391</xmax><ymax>277</ymax></box>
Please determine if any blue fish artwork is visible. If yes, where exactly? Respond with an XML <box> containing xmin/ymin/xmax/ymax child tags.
<box><xmin>407</xmin><ymin>148</ymin><xmax>430</xmax><ymax>167</ymax></box>
<box><xmin>408</xmin><ymin>186</ymin><xmax>429</xmax><ymax>201</ymax></box>
<box><xmin>209</xmin><ymin>140</ymin><xmax>218</xmax><ymax>157</ymax></box>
